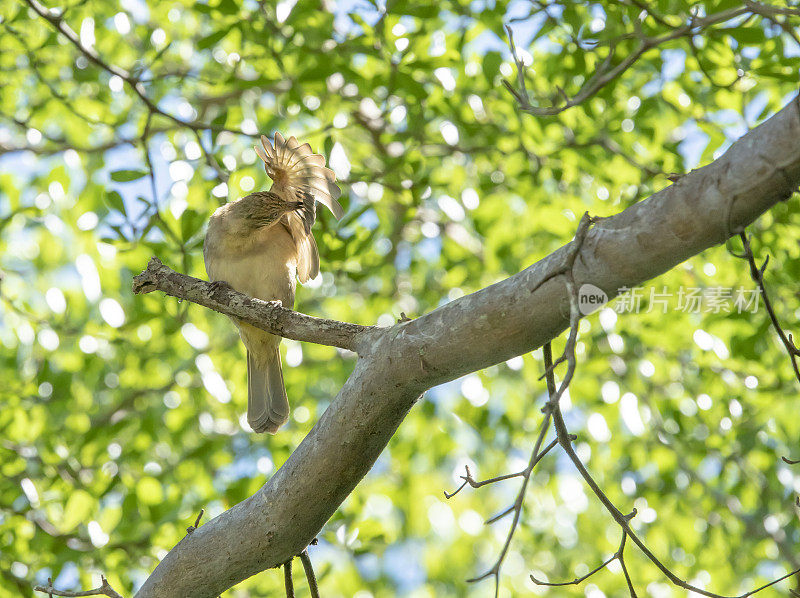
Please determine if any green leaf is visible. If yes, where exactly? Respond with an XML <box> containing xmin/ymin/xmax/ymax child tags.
<box><xmin>110</xmin><ymin>170</ymin><xmax>147</xmax><ymax>182</ymax></box>
<box><xmin>198</xmin><ymin>28</ymin><xmax>230</xmax><ymax>50</ymax></box>
<box><xmin>62</xmin><ymin>490</ymin><xmax>95</xmax><ymax>530</ymax></box>
<box><xmin>482</xmin><ymin>51</ymin><xmax>502</xmax><ymax>85</ymax></box>
<box><xmin>211</xmin><ymin>110</ymin><xmax>228</xmax><ymax>129</ymax></box>
<box><xmin>728</xmin><ymin>27</ymin><xmax>764</xmax><ymax>45</ymax></box>
<box><xmin>214</xmin><ymin>0</ymin><xmax>238</xmax><ymax>15</ymax></box>
<box><xmin>105</xmin><ymin>190</ymin><xmax>126</xmax><ymax>215</ymax></box>
<box><xmin>400</xmin><ymin>4</ymin><xmax>439</xmax><ymax>18</ymax></box>
<box><xmin>180</xmin><ymin>208</ymin><xmax>206</xmax><ymax>242</ymax></box>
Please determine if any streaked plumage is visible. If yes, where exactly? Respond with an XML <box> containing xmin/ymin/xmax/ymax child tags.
<box><xmin>203</xmin><ymin>133</ymin><xmax>342</xmax><ymax>433</ymax></box>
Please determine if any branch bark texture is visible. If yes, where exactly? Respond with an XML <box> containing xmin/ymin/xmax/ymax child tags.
<box><xmin>132</xmin><ymin>259</ymin><xmax>376</xmax><ymax>354</ymax></box>
<box><xmin>133</xmin><ymin>96</ymin><xmax>800</xmax><ymax>597</ymax></box>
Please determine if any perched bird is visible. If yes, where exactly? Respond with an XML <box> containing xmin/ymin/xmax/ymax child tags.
<box><xmin>203</xmin><ymin>133</ymin><xmax>343</xmax><ymax>433</ymax></box>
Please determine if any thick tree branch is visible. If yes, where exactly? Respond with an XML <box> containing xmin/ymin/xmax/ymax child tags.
<box><xmin>132</xmin><ymin>96</ymin><xmax>800</xmax><ymax>597</ymax></box>
<box><xmin>132</xmin><ymin>257</ymin><xmax>376</xmax><ymax>355</ymax></box>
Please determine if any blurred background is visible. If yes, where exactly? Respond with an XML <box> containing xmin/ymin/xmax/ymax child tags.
<box><xmin>1</xmin><ymin>0</ymin><xmax>799</xmax><ymax>596</ymax></box>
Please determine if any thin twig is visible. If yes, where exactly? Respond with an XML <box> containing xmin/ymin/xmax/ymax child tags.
<box><xmin>504</xmin><ymin>25</ymin><xmax>531</xmax><ymax>110</ymax></box>
<box><xmin>531</xmin><ymin>527</ymin><xmax>636</xmax><ymax>596</ymax></box>
<box><xmin>299</xmin><ymin>550</ymin><xmax>320</xmax><ymax>598</ymax></box>
<box><xmin>444</xmin><ymin>465</ymin><xmax>523</xmax><ymax>499</ymax></box>
<box><xmin>734</xmin><ymin>232</ymin><xmax>800</xmax><ymax>383</ymax></box>
<box><xmin>283</xmin><ymin>560</ymin><xmax>294</xmax><ymax>598</ymax></box>
<box><xmin>463</xmin><ymin>413</ymin><xmax>552</xmax><ymax>597</ymax></box>
<box><xmin>186</xmin><ymin>509</ymin><xmax>204</xmax><ymax>535</ymax></box>
<box><xmin>34</xmin><ymin>575</ymin><xmax>123</xmax><ymax>598</ymax></box>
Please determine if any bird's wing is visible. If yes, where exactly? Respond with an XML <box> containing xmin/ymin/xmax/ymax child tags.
<box><xmin>281</xmin><ymin>212</ymin><xmax>320</xmax><ymax>284</ymax></box>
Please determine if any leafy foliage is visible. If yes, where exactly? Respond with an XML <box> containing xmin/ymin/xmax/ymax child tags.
<box><xmin>1</xmin><ymin>0</ymin><xmax>799</xmax><ymax>596</ymax></box>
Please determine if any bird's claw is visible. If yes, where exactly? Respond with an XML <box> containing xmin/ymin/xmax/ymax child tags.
<box><xmin>208</xmin><ymin>280</ymin><xmax>236</xmax><ymax>302</ymax></box>
<box><xmin>208</xmin><ymin>280</ymin><xmax>233</xmax><ymax>293</ymax></box>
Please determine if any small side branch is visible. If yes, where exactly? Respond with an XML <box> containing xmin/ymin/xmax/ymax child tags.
<box><xmin>447</xmin><ymin>215</ymin><xmax>595</xmax><ymax>597</ymax></box>
<box><xmin>185</xmin><ymin>509</ymin><xmax>204</xmax><ymax>536</ymax></box>
<box><xmin>132</xmin><ymin>257</ymin><xmax>376</xmax><ymax>354</ymax></box>
<box><xmin>278</xmin><ymin>546</ymin><xmax>318</xmax><ymax>598</ymax></box>
<box><xmin>299</xmin><ymin>550</ymin><xmax>320</xmax><ymax>598</ymax></box>
<box><xmin>34</xmin><ymin>575</ymin><xmax>124</xmax><ymax>598</ymax></box>
<box><xmin>733</xmin><ymin>232</ymin><xmax>800</xmax><ymax>383</ymax></box>
<box><xmin>531</xmin><ymin>527</ymin><xmax>636</xmax><ymax>593</ymax></box>
<box><xmin>283</xmin><ymin>560</ymin><xmax>294</xmax><ymax>598</ymax></box>
<box><xmin>542</xmin><ymin>293</ymin><xmax>800</xmax><ymax>597</ymax></box>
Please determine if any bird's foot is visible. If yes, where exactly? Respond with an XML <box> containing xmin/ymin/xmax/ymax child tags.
<box><xmin>208</xmin><ymin>280</ymin><xmax>233</xmax><ymax>297</ymax></box>
<box><xmin>268</xmin><ymin>299</ymin><xmax>283</xmax><ymax>308</ymax></box>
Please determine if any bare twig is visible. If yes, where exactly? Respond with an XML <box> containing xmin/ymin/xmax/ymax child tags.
<box><xmin>299</xmin><ymin>550</ymin><xmax>320</xmax><ymax>598</ymax></box>
<box><xmin>463</xmin><ymin>408</ymin><xmax>553</xmax><ymax>597</ymax></box>
<box><xmin>733</xmin><ymin>232</ymin><xmax>800</xmax><ymax>383</ymax></box>
<box><xmin>444</xmin><ymin>455</ymin><xmax>553</xmax><ymax>500</ymax></box>
<box><xmin>283</xmin><ymin>560</ymin><xmax>294</xmax><ymax>598</ymax></box>
<box><xmin>186</xmin><ymin>509</ymin><xmax>204</xmax><ymax>535</ymax></box>
<box><xmin>503</xmin><ymin>25</ymin><xmax>532</xmax><ymax>110</ymax></box>
<box><xmin>34</xmin><ymin>575</ymin><xmax>124</xmax><ymax>598</ymax></box>
<box><xmin>531</xmin><ymin>526</ymin><xmax>636</xmax><ymax>594</ymax></box>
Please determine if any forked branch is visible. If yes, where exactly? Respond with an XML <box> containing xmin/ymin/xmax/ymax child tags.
<box><xmin>34</xmin><ymin>576</ymin><xmax>123</xmax><ymax>598</ymax></box>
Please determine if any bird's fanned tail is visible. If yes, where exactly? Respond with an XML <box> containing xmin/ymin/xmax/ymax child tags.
<box><xmin>255</xmin><ymin>132</ymin><xmax>343</xmax><ymax>283</ymax></box>
<box><xmin>255</xmin><ymin>132</ymin><xmax>344</xmax><ymax>223</ymax></box>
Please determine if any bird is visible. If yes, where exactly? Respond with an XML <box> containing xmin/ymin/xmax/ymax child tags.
<box><xmin>203</xmin><ymin>133</ymin><xmax>343</xmax><ymax>433</ymax></box>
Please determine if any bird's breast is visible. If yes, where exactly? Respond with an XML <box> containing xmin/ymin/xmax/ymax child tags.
<box><xmin>204</xmin><ymin>223</ymin><xmax>297</xmax><ymax>307</ymax></box>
